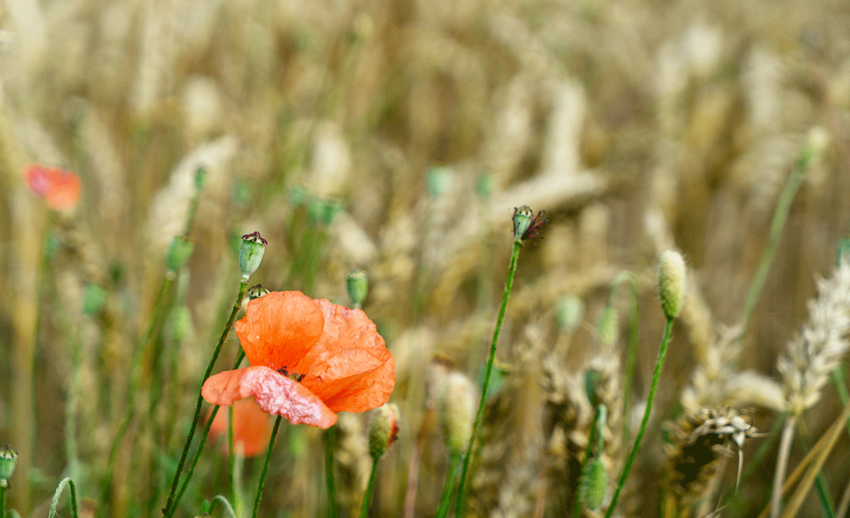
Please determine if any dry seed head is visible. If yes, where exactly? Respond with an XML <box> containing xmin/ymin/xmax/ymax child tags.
<box><xmin>436</xmin><ymin>372</ymin><xmax>477</xmax><ymax>455</ymax></box>
<box><xmin>658</xmin><ymin>250</ymin><xmax>687</xmax><ymax>320</ymax></box>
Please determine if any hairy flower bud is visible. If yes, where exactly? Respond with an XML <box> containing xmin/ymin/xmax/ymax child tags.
<box><xmin>436</xmin><ymin>372</ymin><xmax>477</xmax><ymax>455</ymax></box>
<box><xmin>579</xmin><ymin>457</ymin><xmax>608</xmax><ymax>510</ymax></box>
<box><xmin>658</xmin><ymin>250</ymin><xmax>686</xmax><ymax>320</ymax></box>
<box><xmin>239</xmin><ymin>232</ymin><xmax>267</xmax><ymax>279</ymax></box>
<box><xmin>368</xmin><ymin>403</ymin><xmax>400</xmax><ymax>460</ymax></box>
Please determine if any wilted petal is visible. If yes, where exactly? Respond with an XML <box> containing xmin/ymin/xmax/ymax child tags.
<box><xmin>202</xmin><ymin>366</ymin><xmax>337</xmax><ymax>428</ymax></box>
<box><xmin>297</xmin><ymin>299</ymin><xmax>395</xmax><ymax>413</ymax></box>
<box><xmin>234</xmin><ymin>291</ymin><xmax>325</xmax><ymax>371</ymax></box>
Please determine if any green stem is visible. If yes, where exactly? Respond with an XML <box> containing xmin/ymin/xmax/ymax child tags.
<box><xmin>251</xmin><ymin>415</ymin><xmax>282</xmax><ymax>518</ymax></box>
<box><xmin>436</xmin><ymin>453</ymin><xmax>462</xmax><ymax>518</ymax></box>
<box><xmin>48</xmin><ymin>478</ymin><xmax>79</xmax><ymax>518</ymax></box>
<box><xmin>604</xmin><ymin>318</ymin><xmax>674</xmax><ymax>518</ymax></box>
<box><xmin>229</xmin><ymin>405</ymin><xmax>236</xmax><ymax>509</ymax></box>
<box><xmin>164</xmin><ymin>279</ymin><xmax>248</xmax><ymax>517</ymax></box>
<box><xmin>1</xmin><ymin>486</ymin><xmax>6</xmax><ymax>518</ymax></box>
<box><xmin>617</xmin><ymin>273</ymin><xmax>640</xmax><ymax>443</ymax></box>
<box><xmin>209</xmin><ymin>495</ymin><xmax>238</xmax><ymax>518</ymax></box>
<box><xmin>574</xmin><ymin>406</ymin><xmax>601</xmax><ymax>518</ymax></box>
<box><xmin>326</xmin><ymin>426</ymin><xmax>339</xmax><ymax>518</ymax></box>
<box><xmin>359</xmin><ymin>459</ymin><xmax>380</xmax><ymax>518</ymax></box>
<box><xmin>170</xmin><ymin>349</ymin><xmax>246</xmax><ymax>515</ymax></box>
<box><xmin>740</xmin><ymin>156</ymin><xmax>808</xmax><ymax>336</ymax></box>
<box><xmin>456</xmin><ymin>239</ymin><xmax>522</xmax><ymax>517</ymax></box>
<box><xmin>99</xmin><ymin>275</ymin><xmax>174</xmax><ymax>515</ymax></box>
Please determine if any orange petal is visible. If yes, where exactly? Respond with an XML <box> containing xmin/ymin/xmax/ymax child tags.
<box><xmin>23</xmin><ymin>164</ymin><xmax>81</xmax><ymax>211</ymax></box>
<box><xmin>296</xmin><ymin>299</ymin><xmax>395</xmax><ymax>413</ymax></box>
<box><xmin>202</xmin><ymin>366</ymin><xmax>337</xmax><ymax>428</ymax></box>
<box><xmin>234</xmin><ymin>291</ymin><xmax>325</xmax><ymax>371</ymax></box>
<box><xmin>208</xmin><ymin>398</ymin><xmax>272</xmax><ymax>457</ymax></box>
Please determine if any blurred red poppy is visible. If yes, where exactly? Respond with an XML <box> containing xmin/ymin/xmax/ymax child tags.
<box><xmin>202</xmin><ymin>291</ymin><xmax>395</xmax><ymax>429</ymax></box>
<box><xmin>208</xmin><ymin>398</ymin><xmax>272</xmax><ymax>457</ymax></box>
<box><xmin>23</xmin><ymin>164</ymin><xmax>81</xmax><ymax>211</ymax></box>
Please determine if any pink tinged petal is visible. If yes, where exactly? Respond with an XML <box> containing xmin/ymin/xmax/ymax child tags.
<box><xmin>234</xmin><ymin>291</ymin><xmax>325</xmax><ymax>371</ymax></box>
<box><xmin>202</xmin><ymin>366</ymin><xmax>338</xmax><ymax>429</ymax></box>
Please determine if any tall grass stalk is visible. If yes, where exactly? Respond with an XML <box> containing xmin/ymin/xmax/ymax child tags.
<box><xmin>455</xmin><ymin>238</ymin><xmax>522</xmax><ymax>517</ymax></box>
<box><xmin>164</xmin><ymin>279</ymin><xmax>249</xmax><ymax>517</ymax></box>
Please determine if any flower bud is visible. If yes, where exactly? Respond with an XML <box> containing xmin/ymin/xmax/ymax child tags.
<box><xmin>596</xmin><ymin>306</ymin><xmax>619</xmax><ymax>349</ymax></box>
<box><xmin>307</xmin><ymin>197</ymin><xmax>342</xmax><ymax>227</ymax></box>
<box><xmin>555</xmin><ymin>296</ymin><xmax>584</xmax><ymax>334</ymax></box>
<box><xmin>658</xmin><ymin>250</ymin><xmax>686</xmax><ymax>320</ymax></box>
<box><xmin>584</xmin><ymin>370</ymin><xmax>602</xmax><ymax>408</ymax></box>
<box><xmin>83</xmin><ymin>283</ymin><xmax>107</xmax><ymax>316</ymax></box>
<box><xmin>579</xmin><ymin>457</ymin><xmax>608</xmax><ymax>510</ymax></box>
<box><xmin>436</xmin><ymin>372</ymin><xmax>477</xmax><ymax>455</ymax></box>
<box><xmin>346</xmin><ymin>268</ymin><xmax>368</xmax><ymax>308</ymax></box>
<box><xmin>166</xmin><ymin>236</ymin><xmax>194</xmax><ymax>272</ymax></box>
<box><xmin>0</xmin><ymin>445</ymin><xmax>18</xmax><ymax>488</ymax></box>
<box><xmin>167</xmin><ymin>305</ymin><xmax>193</xmax><ymax>344</ymax></box>
<box><xmin>368</xmin><ymin>403</ymin><xmax>400</xmax><ymax>460</ymax></box>
<box><xmin>426</xmin><ymin>166</ymin><xmax>453</xmax><ymax>198</ymax></box>
<box><xmin>239</xmin><ymin>232</ymin><xmax>267</xmax><ymax>279</ymax></box>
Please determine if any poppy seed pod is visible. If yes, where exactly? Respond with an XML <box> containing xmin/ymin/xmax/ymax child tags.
<box><xmin>0</xmin><ymin>444</ymin><xmax>17</xmax><ymax>488</ymax></box>
<box><xmin>369</xmin><ymin>403</ymin><xmax>400</xmax><ymax>460</ymax></box>
<box><xmin>239</xmin><ymin>232</ymin><xmax>268</xmax><ymax>279</ymax></box>
<box><xmin>658</xmin><ymin>250</ymin><xmax>686</xmax><ymax>320</ymax></box>
<box><xmin>346</xmin><ymin>268</ymin><xmax>368</xmax><ymax>308</ymax></box>
<box><xmin>166</xmin><ymin>236</ymin><xmax>194</xmax><ymax>272</ymax></box>
<box><xmin>436</xmin><ymin>372</ymin><xmax>476</xmax><ymax>455</ymax></box>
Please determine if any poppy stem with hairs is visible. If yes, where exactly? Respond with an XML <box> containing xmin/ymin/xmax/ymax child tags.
<box><xmin>360</xmin><ymin>458</ymin><xmax>380</xmax><ymax>518</ymax></box>
<box><xmin>326</xmin><ymin>427</ymin><xmax>339</xmax><ymax>518</ymax></box>
<box><xmin>164</xmin><ymin>279</ymin><xmax>249</xmax><ymax>517</ymax></box>
<box><xmin>1</xmin><ymin>485</ymin><xmax>6</xmax><ymax>518</ymax></box>
<box><xmin>455</xmin><ymin>238</ymin><xmax>523</xmax><ymax>517</ymax></box>
<box><xmin>251</xmin><ymin>415</ymin><xmax>283</xmax><ymax>518</ymax></box>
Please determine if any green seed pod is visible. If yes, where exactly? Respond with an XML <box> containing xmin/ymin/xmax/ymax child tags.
<box><xmin>555</xmin><ymin>296</ymin><xmax>584</xmax><ymax>334</ymax></box>
<box><xmin>167</xmin><ymin>305</ymin><xmax>193</xmax><ymax>344</ymax></box>
<box><xmin>579</xmin><ymin>457</ymin><xmax>608</xmax><ymax>510</ymax></box>
<box><xmin>426</xmin><ymin>166</ymin><xmax>453</xmax><ymax>198</ymax></box>
<box><xmin>658</xmin><ymin>250</ymin><xmax>686</xmax><ymax>320</ymax></box>
<box><xmin>247</xmin><ymin>284</ymin><xmax>271</xmax><ymax>300</ymax></box>
<box><xmin>346</xmin><ymin>268</ymin><xmax>369</xmax><ymax>308</ymax></box>
<box><xmin>166</xmin><ymin>236</ymin><xmax>194</xmax><ymax>272</ymax></box>
<box><xmin>0</xmin><ymin>445</ymin><xmax>18</xmax><ymax>488</ymax></box>
<box><xmin>239</xmin><ymin>231</ymin><xmax>267</xmax><ymax>280</ymax></box>
<box><xmin>596</xmin><ymin>306</ymin><xmax>619</xmax><ymax>349</ymax></box>
<box><xmin>368</xmin><ymin>403</ymin><xmax>400</xmax><ymax>460</ymax></box>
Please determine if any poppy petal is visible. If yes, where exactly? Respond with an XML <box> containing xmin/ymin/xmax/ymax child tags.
<box><xmin>296</xmin><ymin>299</ymin><xmax>395</xmax><ymax>413</ymax></box>
<box><xmin>208</xmin><ymin>398</ymin><xmax>272</xmax><ymax>457</ymax></box>
<box><xmin>23</xmin><ymin>164</ymin><xmax>81</xmax><ymax>211</ymax></box>
<box><xmin>234</xmin><ymin>291</ymin><xmax>325</xmax><ymax>371</ymax></box>
<box><xmin>202</xmin><ymin>366</ymin><xmax>338</xmax><ymax>428</ymax></box>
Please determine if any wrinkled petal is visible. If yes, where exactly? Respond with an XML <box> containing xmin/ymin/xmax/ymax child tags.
<box><xmin>208</xmin><ymin>398</ymin><xmax>272</xmax><ymax>457</ymax></box>
<box><xmin>235</xmin><ymin>291</ymin><xmax>324</xmax><ymax>371</ymax></box>
<box><xmin>296</xmin><ymin>299</ymin><xmax>395</xmax><ymax>413</ymax></box>
<box><xmin>24</xmin><ymin>164</ymin><xmax>81</xmax><ymax>211</ymax></box>
<box><xmin>202</xmin><ymin>366</ymin><xmax>337</xmax><ymax>428</ymax></box>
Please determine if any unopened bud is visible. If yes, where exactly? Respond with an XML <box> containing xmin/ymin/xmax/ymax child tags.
<box><xmin>426</xmin><ymin>166</ymin><xmax>453</xmax><ymax>198</ymax></box>
<box><xmin>555</xmin><ymin>296</ymin><xmax>584</xmax><ymax>334</ymax></box>
<box><xmin>436</xmin><ymin>372</ymin><xmax>477</xmax><ymax>455</ymax></box>
<box><xmin>368</xmin><ymin>403</ymin><xmax>400</xmax><ymax>460</ymax></box>
<box><xmin>166</xmin><ymin>236</ymin><xmax>194</xmax><ymax>272</ymax></box>
<box><xmin>307</xmin><ymin>197</ymin><xmax>342</xmax><ymax>227</ymax></box>
<box><xmin>167</xmin><ymin>305</ymin><xmax>193</xmax><ymax>343</ymax></box>
<box><xmin>83</xmin><ymin>283</ymin><xmax>107</xmax><ymax>316</ymax></box>
<box><xmin>0</xmin><ymin>445</ymin><xmax>18</xmax><ymax>488</ymax></box>
<box><xmin>658</xmin><ymin>250</ymin><xmax>686</xmax><ymax>320</ymax></box>
<box><xmin>346</xmin><ymin>268</ymin><xmax>368</xmax><ymax>308</ymax></box>
<box><xmin>596</xmin><ymin>307</ymin><xmax>619</xmax><ymax>349</ymax></box>
<box><xmin>239</xmin><ymin>232</ymin><xmax>267</xmax><ymax>279</ymax></box>
<box><xmin>579</xmin><ymin>457</ymin><xmax>608</xmax><ymax>510</ymax></box>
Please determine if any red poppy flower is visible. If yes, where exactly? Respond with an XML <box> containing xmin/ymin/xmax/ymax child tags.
<box><xmin>202</xmin><ymin>291</ymin><xmax>395</xmax><ymax>429</ymax></box>
<box><xmin>23</xmin><ymin>164</ymin><xmax>81</xmax><ymax>211</ymax></box>
<box><xmin>208</xmin><ymin>398</ymin><xmax>272</xmax><ymax>457</ymax></box>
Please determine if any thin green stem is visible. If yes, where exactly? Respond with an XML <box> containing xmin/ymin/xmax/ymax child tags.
<box><xmin>436</xmin><ymin>453</ymin><xmax>462</xmax><ymax>518</ymax></box>
<box><xmin>359</xmin><ymin>459</ymin><xmax>380</xmax><ymax>518</ymax></box>
<box><xmin>456</xmin><ymin>239</ymin><xmax>522</xmax><ymax>517</ymax></box>
<box><xmin>251</xmin><ymin>415</ymin><xmax>282</xmax><ymax>518</ymax></box>
<box><xmin>228</xmin><ymin>404</ymin><xmax>236</xmax><ymax>509</ymax></box>
<box><xmin>1</xmin><ymin>486</ymin><xmax>6</xmax><ymax>518</ymax></box>
<box><xmin>209</xmin><ymin>495</ymin><xmax>238</xmax><ymax>518</ymax></box>
<box><xmin>326</xmin><ymin>426</ymin><xmax>339</xmax><ymax>518</ymax></box>
<box><xmin>617</xmin><ymin>273</ymin><xmax>640</xmax><ymax>443</ymax></box>
<box><xmin>604</xmin><ymin>318</ymin><xmax>674</xmax><ymax>518</ymax></box>
<box><xmin>48</xmin><ymin>478</ymin><xmax>79</xmax><ymax>518</ymax></box>
<box><xmin>164</xmin><ymin>279</ymin><xmax>248</xmax><ymax>517</ymax></box>
<box><xmin>741</xmin><ymin>156</ymin><xmax>808</xmax><ymax>336</ymax></box>
<box><xmin>99</xmin><ymin>275</ymin><xmax>174</xmax><ymax>515</ymax></box>
<box><xmin>170</xmin><ymin>349</ymin><xmax>246</xmax><ymax>515</ymax></box>
<box><xmin>574</xmin><ymin>406</ymin><xmax>601</xmax><ymax>518</ymax></box>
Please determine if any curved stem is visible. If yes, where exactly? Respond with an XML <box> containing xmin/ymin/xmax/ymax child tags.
<box><xmin>251</xmin><ymin>416</ymin><xmax>282</xmax><ymax>518</ymax></box>
<box><xmin>48</xmin><ymin>478</ymin><xmax>79</xmax><ymax>518</ymax></box>
<box><xmin>164</xmin><ymin>280</ymin><xmax>248</xmax><ymax>517</ymax></box>
<box><xmin>209</xmin><ymin>495</ymin><xmax>238</xmax><ymax>518</ymax></box>
<box><xmin>604</xmin><ymin>318</ymin><xmax>674</xmax><ymax>518</ymax></box>
<box><xmin>771</xmin><ymin>416</ymin><xmax>797</xmax><ymax>518</ymax></box>
<box><xmin>326</xmin><ymin>427</ymin><xmax>339</xmax><ymax>518</ymax></box>
<box><xmin>359</xmin><ymin>459</ymin><xmax>380</xmax><ymax>518</ymax></box>
<box><xmin>436</xmin><ymin>453</ymin><xmax>462</xmax><ymax>518</ymax></box>
<box><xmin>456</xmin><ymin>239</ymin><xmax>522</xmax><ymax>517</ymax></box>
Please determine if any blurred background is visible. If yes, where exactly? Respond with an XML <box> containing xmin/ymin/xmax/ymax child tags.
<box><xmin>1</xmin><ymin>0</ymin><xmax>850</xmax><ymax>516</ymax></box>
